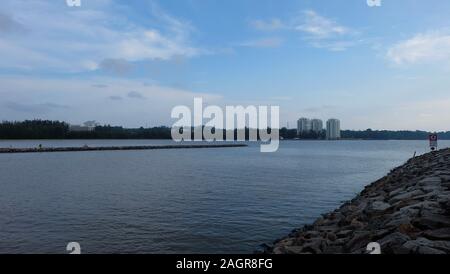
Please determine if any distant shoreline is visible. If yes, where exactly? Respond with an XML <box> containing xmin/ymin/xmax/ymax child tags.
<box><xmin>1</xmin><ymin>120</ymin><xmax>450</xmax><ymax>140</ymax></box>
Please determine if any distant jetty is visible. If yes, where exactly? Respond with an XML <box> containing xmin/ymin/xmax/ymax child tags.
<box><xmin>263</xmin><ymin>148</ymin><xmax>450</xmax><ymax>254</ymax></box>
<box><xmin>0</xmin><ymin>144</ymin><xmax>248</xmax><ymax>154</ymax></box>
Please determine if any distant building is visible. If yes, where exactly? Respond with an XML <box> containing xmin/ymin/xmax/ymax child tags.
<box><xmin>297</xmin><ymin>118</ymin><xmax>311</xmax><ymax>135</ymax></box>
<box><xmin>310</xmin><ymin>119</ymin><xmax>323</xmax><ymax>133</ymax></box>
<box><xmin>326</xmin><ymin>119</ymin><xmax>341</xmax><ymax>140</ymax></box>
<box><xmin>69</xmin><ymin>125</ymin><xmax>95</xmax><ymax>132</ymax></box>
<box><xmin>69</xmin><ymin>121</ymin><xmax>99</xmax><ymax>132</ymax></box>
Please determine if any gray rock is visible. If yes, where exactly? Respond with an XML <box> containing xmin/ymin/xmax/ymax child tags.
<box><xmin>421</xmin><ymin>185</ymin><xmax>442</xmax><ymax>193</ymax></box>
<box><xmin>432</xmin><ymin>240</ymin><xmax>450</xmax><ymax>252</ymax></box>
<box><xmin>418</xmin><ymin>177</ymin><xmax>441</xmax><ymax>186</ymax></box>
<box><xmin>388</xmin><ymin>188</ymin><xmax>405</xmax><ymax>198</ymax></box>
<box><xmin>389</xmin><ymin>189</ymin><xmax>424</xmax><ymax>204</ymax></box>
<box><xmin>313</xmin><ymin>217</ymin><xmax>325</xmax><ymax>226</ymax></box>
<box><xmin>323</xmin><ymin>245</ymin><xmax>344</xmax><ymax>254</ymax></box>
<box><xmin>393</xmin><ymin>206</ymin><xmax>419</xmax><ymax>218</ymax></box>
<box><xmin>336</xmin><ymin>230</ymin><xmax>353</xmax><ymax>238</ymax></box>
<box><xmin>368</xmin><ymin>191</ymin><xmax>382</xmax><ymax>198</ymax></box>
<box><xmin>271</xmin><ymin>246</ymin><xmax>284</xmax><ymax>254</ymax></box>
<box><xmin>405</xmin><ymin>200</ymin><xmax>440</xmax><ymax>211</ymax></box>
<box><xmin>355</xmin><ymin>200</ymin><xmax>368</xmax><ymax>213</ymax></box>
<box><xmin>378</xmin><ymin>232</ymin><xmax>410</xmax><ymax>252</ymax></box>
<box><xmin>301</xmin><ymin>238</ymin><xmax>324</xmax><ymax>254</ymax></box>
<box><xmin>326</xmin><ymin>232</ymin><xmax>337</xmax><ymax>242</ymax></box>
<box><xmin>416</xmin><ymin>246</ymin><xmax>446</xmax><ymax>254</ymax></box>
<box><xmin>384</xmin><ymin>215</ymin><xmax>412</xmax><ymax>228</ymax></box>
<box><xmin>373</xmin><ymin>229</ymin><xmax>394</xmax><ymax>239</ymax></box>
<box><xmin>345</xmin><ymin>231</ymin><xmax>371</xmax><ymax>251</ymax></box>
<box><xmin>402</xmin><ymin>237</ymin><xmax>450</xmax><ymax>254</ymax></box>
<box><xmin>349</xmin><ymin>218</ymin><xmax>366</xmax><ymax>230</ymax></box>
<box><xmin>331</xmin><ymin>238</ymin><xmax>351</xmax><ymax>246</ymax></box>
<box><xmin>423</xmin><ymin>228</ymin><xmax>450</xmax><ymax>240</ymax></box>
<box><xmin>411</xmin><ymin>191</ymin><xmax>441</xmax><ymax>201</ymax></box>
<box><xmin>412</xmin><ymin>213</ymin><xmax>450</xmax><ymax>229</ymax></box>
<box><xmin>366</xmin><ymin>201</ymin><xmax>391</xmax><ymax>213</ymax></box>
<box><xmin>304</xmin><ymin>230</ymin><xmax>320</xmax><ymax>239</ymax></box>
<box><xmin>282</xmin><ymin>246</ymin><xmax>304</xmax><ymax>254</ymax></box>
<box><xmin>391</xmin><ymin>245</ymin><xmax>414</xmax><ymax>254</ymax></box>
<box><xmin>317</xmin><ymin>226</ymin><xmax>339</xmax><ymax>233</ymax></box>
<box><xmin>403</xmin><ymin>238</ymin><xmax>432</xmax><ymax>253</ymax></box>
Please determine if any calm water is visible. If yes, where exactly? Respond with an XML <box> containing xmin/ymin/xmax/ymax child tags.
<box><xmin>0</xmin><ymin>140</ymin><xmax>448</xmax><ymax>254</ymax></box>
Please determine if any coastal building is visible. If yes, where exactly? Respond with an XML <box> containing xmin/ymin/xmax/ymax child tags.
<box><xmin>326</xmin><ymin>119</ymin><xmax>341</xmax><ymax>140</ymax></box>
<box><xmin>297</xmin><ymin>118</ymin><xmax>311</xmax><ymax>135</ymax></box>
<box><xmin>69</xmin><ymin>125</ymin><xmax>95</xmax><ymax>132</ymax></box>
<box><xmin>69</xmin><ymin>121</ymin><xmax>99</xmax><ymax>132</ymax></box>
<box><xmin>310</xmin><ymin>119</ymin><xmax>323</xmax><ymax>133</ymax></box>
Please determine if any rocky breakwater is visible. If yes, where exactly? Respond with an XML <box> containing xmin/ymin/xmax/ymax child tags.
<box><xmin>0</xmin><ymin>144</ymin><xmax>248</xmax><ymax>154</ymax></box>
<box><xmin>269</xmin><ymin>148</ymin><xmax>450</xmax><ymax>254</ymax></box>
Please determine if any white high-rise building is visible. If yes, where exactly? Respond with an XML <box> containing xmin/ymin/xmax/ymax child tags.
<box><xmin>326</xmin><ymin>119</ymin><xmax>341</xmax><ymax>140</ymax></box>
<box><xmin>310</xmin><ymin>119</ymin><xmax>323</xmax><ymax>133</ymax></box>
<box><xmin>297</xmin><ymin>118</ymin><xmax>311</xmax><ymax>135</ymax></box>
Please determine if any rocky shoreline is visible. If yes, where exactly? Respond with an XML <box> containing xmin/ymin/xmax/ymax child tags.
<box><xmin>265</xmin><ymin>148</ymin><xmax>450</xmax><ymax>254</ymax></box>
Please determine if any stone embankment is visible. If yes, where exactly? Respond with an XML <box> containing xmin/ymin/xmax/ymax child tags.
<box><xmin>268</xmin><ymin>148</ymin><xmax>450</xmax><ymax>254</ymax></box>
<box><xmin>0</xmin><ymin>144</ymin><xmax>248</xmax><ymax>154</ymax></box>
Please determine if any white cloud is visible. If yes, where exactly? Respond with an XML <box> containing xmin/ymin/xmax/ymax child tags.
<box><xmin>387</xmin><ymin>31</ymin><xmax>450</xmax><ymax>65</ymax></box>
<box><xmin>294</xmin><ymin>11</ymin><xmax>358</xmax><ymax>51</ymax></box>
<box><xmin>295</xmin><ymin>10</ymin><xmax>350</xmax><ymax>39</ymax></box>
<box><xmin>0</xmin><ymin>0</ymin><xmax>202</xmax><ymax>72</ymax></box>
<box><xmin>115</xmin><ymin>30</ymin><xmax>199</xmax><ymax>61</ymax></box>
<box><xmin>249</xmin><ymin>10</ymin><xmax>357</xmax><ymax>51</ymax></box>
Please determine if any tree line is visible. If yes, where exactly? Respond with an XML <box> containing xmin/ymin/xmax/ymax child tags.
<box><xmin>0</xmin><ymin>120</ymin><xmax>267</xmax><ymax>140</ymax></box>
<box><xmin>341</xmin><ymin>129</ymin><xmax>450</xmax><ymax>140</ymax></box>
<box><xmin>1</xmin><ymin>120</ymin><xmax>450</xmax><ymax>140</ymax></box>
<box><xmin>0</xmin><ymin>120</ymin><xmax>172</xmax><ymax>140</ymax></box>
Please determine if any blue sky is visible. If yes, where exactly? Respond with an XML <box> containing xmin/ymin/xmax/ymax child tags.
<box><xmin>1</xmin><ymin>0</ymin><xmax>450</xmax><ymax>130</ymax></box>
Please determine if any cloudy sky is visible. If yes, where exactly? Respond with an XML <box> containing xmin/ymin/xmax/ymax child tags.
<box><xmin>1</xmin><ymin>0</ymin><xmax>450</xmax><ymax>130</ymax></box>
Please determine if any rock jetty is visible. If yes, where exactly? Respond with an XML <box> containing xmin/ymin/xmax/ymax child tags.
<box><xmin>0</xmin><ymin>144</ymin><xmax>248</xmax><ymax>154</ymax></box>
<box><xmin>268</xmin><ymin>148</ymin><xmax>450</xmax><ymax>254</ymax></box>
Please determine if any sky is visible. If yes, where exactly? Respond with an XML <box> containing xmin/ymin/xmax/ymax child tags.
<box><xmin>1</xmin><ymin>0</ymin><xmax>450</xmax><ymax>130</ymax></box>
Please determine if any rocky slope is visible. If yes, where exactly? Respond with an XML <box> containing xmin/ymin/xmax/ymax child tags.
<box><xmin>268</xmin><ymin>148</ymin><xmax>450</xmax><ymax>254</ymax></box>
